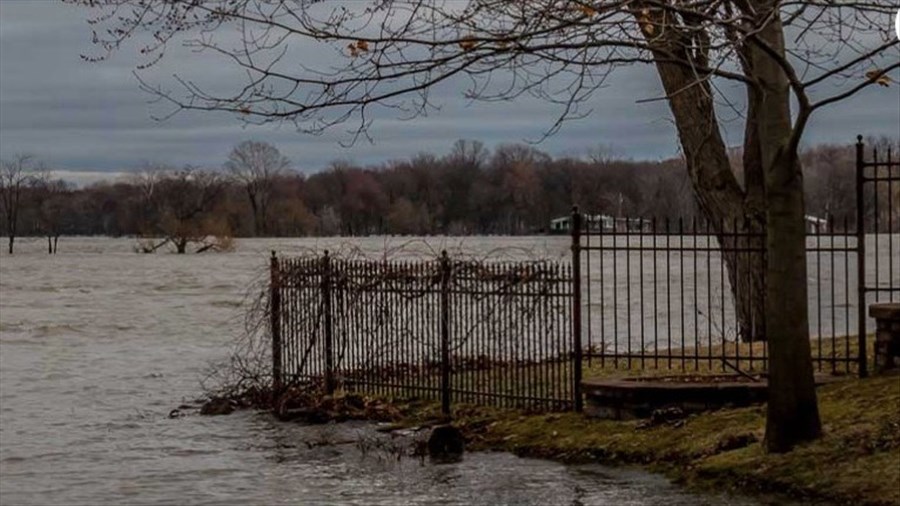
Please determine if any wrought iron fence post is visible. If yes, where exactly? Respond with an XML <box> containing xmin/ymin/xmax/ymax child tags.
<box><xmin>270</xmin><ymin>251</ymin><xmax>283</xmax><ymax>393</ymax></box>
<box><xmin>322</xmin><ymin>250</ymin><xmax>336</xmax><ymax>394</ymax></box>
<box><xmin>440</xmin><ymin>250</ymin><xmax>452</xmax><ymax>417</ymax></box>
<box><xmin>856</xmin><ymin>135</ymin><xmax>868</xmax><ymax>378</ymax></box>
<box><xmin>571</xmin><ymin>206</ymin><xmax>584</xmax><ymax>412</ymax></box>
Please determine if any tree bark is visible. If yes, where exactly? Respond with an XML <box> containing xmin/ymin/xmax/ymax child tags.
<box><xmin>647</xmin><ymin>25</ymin><xmax>767</xmax><ymax>342</ymax></box>
<box><xmin>764</xmin><ymin>152</ymin><xmax>821</xmax><ymax>452</ymax></box>
<box><xmin>732</xmin><ymin>44</ymin><xmax>769</xmax><ymax>343</ymax></box>
<box><xmin>724</xmin><ymin>233</ymin><xmax>767</xmax><ymax>342</ymax></box>
<box><xmin>745</xmin><ymin>8</ymin><xmax>822</xmax><ymax>452</ymax></box>
<box><xmin>247</xmin><ymin>188</ymin><xmax>262</xmax><ymax>237</ymax></box>
<box><xmin>7</xmin><ymin>235</ymin><xmax>13</xmax><ymax>255</ymax></box>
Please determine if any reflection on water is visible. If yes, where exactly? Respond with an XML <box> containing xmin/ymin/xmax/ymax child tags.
<box><xmin>1</xmin><ymin>237</ymin><xmax>771</xmax><ymax>505</ymax></box>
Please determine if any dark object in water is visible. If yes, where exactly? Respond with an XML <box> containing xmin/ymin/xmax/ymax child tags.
<box><xmin>200</xmin><ymin>398</ymin><xmax>234</xmax><ymax>416</ymax></box>
<box><xmin>427</xmin><ymin>425</ymin><xmax>464</xmax><ymax>458</ymax></box>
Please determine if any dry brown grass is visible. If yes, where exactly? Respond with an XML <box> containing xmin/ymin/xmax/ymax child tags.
<box><xmin>582</xmin><ymin>334</ymin><xmax>874</xmax><ymax>380</ymax></box>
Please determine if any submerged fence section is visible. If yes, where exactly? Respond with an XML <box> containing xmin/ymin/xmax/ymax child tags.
<box><xmin>270</xmin><ymin>252</ymin><xmax>576</xmax><ymax>414</ymax></box>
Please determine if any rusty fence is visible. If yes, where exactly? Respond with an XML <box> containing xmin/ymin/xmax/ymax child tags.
<box><xmin>270</xmin><ymin>252</ymin><xmax>577</xmax><ymax>414</ymax></box>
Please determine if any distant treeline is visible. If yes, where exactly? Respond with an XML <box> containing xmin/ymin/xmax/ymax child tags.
<box><xmin>0</xmin><ymin>138</ymin><xmax>889</xmax><ymax>248</ymax></box>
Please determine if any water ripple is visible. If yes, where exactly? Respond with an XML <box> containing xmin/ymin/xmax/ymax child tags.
<box><xmin>0</xmin><ymin>237</ymin><xmax>774</xmax><ymax>506</ymax></box>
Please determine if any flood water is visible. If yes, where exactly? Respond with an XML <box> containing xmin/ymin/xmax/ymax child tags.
<box><xmin>0</xmin><ymin>236</ymin><xmax>809</xmax><ymax>505</ymax></box>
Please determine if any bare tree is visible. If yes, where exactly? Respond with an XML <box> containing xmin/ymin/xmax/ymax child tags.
<box><xmin>225</xmin><ymin>141</ymin><xmax>290</xmax><ymax>236</ymax></box>
<box><xmin>131</xmin><ymin>167</ymin><xmax>164</xmax><ymax>239</ymax></box>
<box><xmin>135</xmin><ymin>168</ymin><xmax>228</xmax><ymax>253</ymax></box>
<box><xmin>0</xmin><ymin>155</ymin><xmax>38</xmax><ymax>255</ymax></box>
<box><xmin>30</xmin><ymin>170</ymin><xmax>71</xmax><ymax>254</ymax></box>
<box><xmin>74</xmin><ymin>0</ymin><xmax>900</xmax><ymax>451</ymax></box>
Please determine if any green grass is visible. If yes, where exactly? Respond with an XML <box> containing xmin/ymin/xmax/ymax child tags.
<box><xmin>334</xmin><ymin>335</ymin><xmax>893</xmax><ymax>503</ymax></box>
<box><xmin>324</xmin><ymin>337</ymin><xmax>900</xmax><ymax>506</ymax></box>
<box><xmin>394</xmin><ymin>374</ymin><xmax>900</xmax><ymax>506</ymax></box>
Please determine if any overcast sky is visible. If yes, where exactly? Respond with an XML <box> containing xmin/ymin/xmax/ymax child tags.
<box><xmin>1</xmin><ymin>1</ymin><xmax>898</xmax><ymax>183</ymax></box>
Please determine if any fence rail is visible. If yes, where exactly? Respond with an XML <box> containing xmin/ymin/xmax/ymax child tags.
<box><xmin>574</xmin><ymin>218</ymin><xmax>873</xmax><ymax>374</ymax></box>
<box><xmin>270</xmin><ymin>252</ymin><xmax>576</xmax><ymax>414</ymax></box>
<box><xmin>268</xmin><ymin>137</ymin><xmax>898</xmax><ymax>414</ymax></box>
<box><xmin>575</xmin><ymin>137</ymin><xmax>898</xmax><ymax>376</ymax></box>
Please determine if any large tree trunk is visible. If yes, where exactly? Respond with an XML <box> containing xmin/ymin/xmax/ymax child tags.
<box><xmin>248</xmin><ymin>186</ymin><xmax>271</xmax><ymax>238</ymax></box>
<box><xmin>747</xmin><ymin>8</ymin><xmax>822</xmax><ymax>452</ymax></box>
<box><xmin>764</xmin><ymin>153</ymin><xmax>821</xmax><ymax>452</ymax></box>
<box><xmin>647</xmin><ymin>26</ymin><xmax>767</xmax><ymax>343</ymax></box>
<box><xmin>732</xmin><ymin>44</ymin><xmax>770</xmax><ymax>344</ymax></box>
<box><xmin>246</xmin><ymin>187</ymin><xmax>262</xmax><ymax>237</ymax></box>
<box><xmin>724</xmin><ymin>233</ymin><xmax>767</xmax><ymax>342</ymax></box>
<box><xmin>258</xmin><ymin>196</ymin><xmax>269</xmax><ymax>237</ymax></box>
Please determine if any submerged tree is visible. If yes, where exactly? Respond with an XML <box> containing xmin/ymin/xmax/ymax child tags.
<box><xmin>134</xmin><ymin>168</ymin><xmax>229</xmax><ymax>253</ymax></box>
<box><xmin>225</xmin><ymin>140</ymin><xmax>291</xmax><ymax>237</ymax></box>
<box><xmin>0</xmin><ymin>155</ymin><xmax>38</xmax><ymax>255</ymax></box>
<box><xmin>31</xmin><ymin>173</ymin><xmax>71</xmax><ymax>254</ymax></box>
<box><xmin>74</xmin><ymin>0</ymin><xmax>899</xmax><ymax>451</ymax></box>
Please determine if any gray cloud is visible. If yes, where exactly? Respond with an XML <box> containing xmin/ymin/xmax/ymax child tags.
<box><xmin>1</xmin><ymin>1</ymin><xmax>897</xmax><ymax>180</ymax></box>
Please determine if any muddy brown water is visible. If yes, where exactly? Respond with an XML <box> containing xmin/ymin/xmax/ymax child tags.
<box><xmin>0</xmin><ymin>237</ymin><xmax>818</xmax><ymax>505</ymax></box>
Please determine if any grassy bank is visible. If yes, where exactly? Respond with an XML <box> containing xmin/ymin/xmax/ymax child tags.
<box><xmin>397</xmin><ymin>374</ymin><xmax>899</xmax><ymax>506</ymax></box>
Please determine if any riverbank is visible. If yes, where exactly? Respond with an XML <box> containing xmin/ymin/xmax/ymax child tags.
<box><xmin>378</xmin><ymin>374</ymin><xmax>898</xmax><ymax>506</ymax></box>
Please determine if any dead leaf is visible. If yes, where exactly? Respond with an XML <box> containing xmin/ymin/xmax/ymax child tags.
<box><xmin>639</xmin><ymin>8</ymin><xmax>655</xmax><ymax>36</ymax></box>
<box><xmin>865</xmin><ymin>69</ymin><xmax>892</xmax><ymax>87</ymax></box>
<box><xmin>459</xmin><ymin>37</ymin><xmax>477</xmax><ymax>52</ymax></box>
<box><xmin>578</xmin><ymin>3</ymin><xmax>598</xmax><ymax>17</ymax></box>
<box><xmin>356</xmin><ymin>40</ymin><xmax>369</xmax><ymax>52</ymax></box>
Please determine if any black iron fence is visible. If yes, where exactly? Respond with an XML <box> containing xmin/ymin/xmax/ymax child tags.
<box><xmin>268</xmin><ymin>137</ymin><xmax>897</xmax><ymax>414</ymax></box>
<box><xmin>575</xmin><ymin>217</ymin><xmax>867</xmax><ymax>374</ymax></box>
<box><xmin>857</xmin><ymin>136</ymin><xmax>899</xmax><ymax>375</ymax></box>
<box><xmin>575</xmin><ymin>137</ymin><xmax>898</xmax><ymax>376</ymax></box>
<box><xmin>270</xmin><ymin>252</ymin><xmax>576</xmax><ymax>414</ymax></box>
